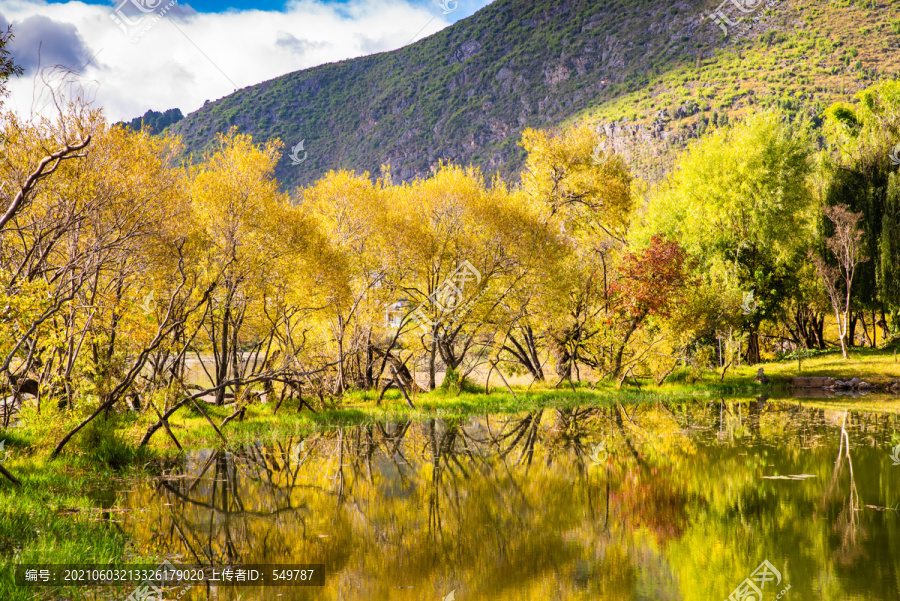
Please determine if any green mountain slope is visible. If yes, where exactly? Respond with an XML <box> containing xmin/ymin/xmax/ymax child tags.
<box><xmin>167</xmin><ymin>0</ymin><xmax>900</xmax><ymax>189</ymax></box>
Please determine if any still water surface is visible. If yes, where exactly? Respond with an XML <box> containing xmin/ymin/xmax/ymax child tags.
<box><xmin>110</xmin><ymin>398</ymin><xmax>900</xmax><ymax>600</ymax></box>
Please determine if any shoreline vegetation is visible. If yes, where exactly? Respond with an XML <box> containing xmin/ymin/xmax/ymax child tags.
<box><xmin>1</xmin><ymin>21</ymin><xmax>900</xmax><ymax>596</ymax></box>
<box><xmin>2</xmin><ymin>84</ymin><xmax>900</xmax><ymax>468</ymax></box>
<box><xmin>1</xmin><ymin>348</ymin><xmax>899</xmax><ymax>599</ymax></box>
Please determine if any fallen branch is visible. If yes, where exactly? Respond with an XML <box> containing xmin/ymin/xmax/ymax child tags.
<box><xmin>492</xmin><ymin>361</ymin><xmax>517</xmax><ymax>400</ymax></box>
<box><xmin>186</xmin><ymin>395</ymin><xmax>227</xmax><ymax>444</ymax></box>
<box><xmin>220</xmin><ymin>407</ymin><xmax>246</xmax><ymax>429</ymax></box>
<box><xmin>655</xmin><ymin>359</ymin><xmax>681</xmax><ymax>386</ymax></box>
<box><xmin>0</xmin><ymin>463</ymin><xmax>21</xmax><ymax>487</ymax></box>
<box><xmin>391</xmin><ymin>365</ymin><xmax>416</xmax><ymax>409</ymax></box>
<box><xmin>138</xmin><ymin>364</ymin><xmax>337</xmax><ymax>448</ymax></box>
<box><xmin>148</xmin><ymin>399</ymin><xmax>182</xmax><ymax>451</ymax></box>
<box><xmin>720</xmin><ymin>360</ymin><xmax>734</xmax><ymax>382</ymax></box>
<box><xmin>139</xmin><ymin>369</ymin><xmax>324</xmax><ymax>448</ymax></box>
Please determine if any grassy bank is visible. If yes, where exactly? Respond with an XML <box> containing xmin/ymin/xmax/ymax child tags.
<box><xmin>0</xmin><ymin>446</ymin><xmax>172</xmax><ymax>600</ymax></box>
<box><xmin>27</xmin><ymin>348</ymin><xmax>893</xmax><ymax>451</ymax></box>
<box><xmin>0</xmin><ymin>348</ymin><xmax>897</xmax><ymax>599</ymax></box>
<box><xmin>647</xmin><ymin>346</ymin><xmax>900</xmax><ymax>393</ymax></box>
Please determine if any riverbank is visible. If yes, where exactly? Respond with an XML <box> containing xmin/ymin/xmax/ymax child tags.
<box><xmin>1</xmin><ymin>348</ymin><xmax>898</xmax><ymax>599</ymax></box>
<box><xmin>0</xmin><ymin>452</ymin><xmax>168</xmax><ymax>600</ymax></box>
<box><xmin>6</xmin><ymin>349</ymin><xmax>900</xmax><ymax>456</ymax></box>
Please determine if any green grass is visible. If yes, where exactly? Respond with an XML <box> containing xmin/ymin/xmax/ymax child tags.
<box><xmin>1</xmin><ymin>346</ymin><xmax>896</xmax><ymax>599</ymax></box>
<box><xmin>730</xmin><ymin>346</ymin><xmax>900</xmax><ymax>383</ymax></box>
<box><xmin>28</xmin><ymin>349</ymin><xmax>900</xmax><ymax>452</ymax></box>
<box><xmin>115</xmin><ymin>349</ymin><xmax>898</xmax><ymax>449</ymax></box>
<box><xmin>0</xmin><ymin>450</ymin><xmax>168</xmax><ymax>600</ymax></box>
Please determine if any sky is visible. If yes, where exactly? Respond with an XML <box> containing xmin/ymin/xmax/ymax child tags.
<box><xmin>1</xmin><ymin>0</ymin><xmax>494</xmax><ymax>121</ymax></box>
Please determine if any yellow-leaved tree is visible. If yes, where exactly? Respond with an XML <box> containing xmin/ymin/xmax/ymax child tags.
<box><xmin>517</xmin><ymin>123</ymin><xmax>633</xmax><ymax>382</ymax></box>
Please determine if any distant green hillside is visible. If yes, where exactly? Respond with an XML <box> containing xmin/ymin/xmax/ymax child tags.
<box><xmin>120</xmin><ymin>108</ymin><xmax>183</xmax><ymax>134</ymax></box>
<box><xmin>166</xmin><ymin>0</ymin><xmax>900</xmax><ymax>189</ymax></box>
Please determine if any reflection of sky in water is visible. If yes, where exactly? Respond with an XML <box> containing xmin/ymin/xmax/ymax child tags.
<box><xmin>373</xmin><ymin>453</ymin><xmax>415</xmax><ymax>499</ymax></box>
<box><xmin>110</xmin><ymin>400</ymin><xmax>900</xmax><ymax>600</ymax></box>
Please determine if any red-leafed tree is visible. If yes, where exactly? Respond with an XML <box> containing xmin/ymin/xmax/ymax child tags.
<box><xmin>607</xmin><ymin>236</ymin><xmax>693</xmax><ymax>378</ymax></box>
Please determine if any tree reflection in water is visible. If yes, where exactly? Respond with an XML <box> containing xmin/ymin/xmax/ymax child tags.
<box><xmin>116</xmin><ymin>399</ymin><xmax>900</xmax><ymax>600</ymax></box>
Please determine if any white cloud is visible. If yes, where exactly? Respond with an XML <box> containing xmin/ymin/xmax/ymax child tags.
<box><xmin>2</xmin><ymin>0</ymin><xmax>487</xmax><ymax>122</ymax></box>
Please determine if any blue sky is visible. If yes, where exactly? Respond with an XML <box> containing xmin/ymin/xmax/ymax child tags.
<box><xmin>2</xmin><ymin>0</ymin><xmax>495</xmax><ymax>120</ymax></box>
<box><xmin>41</xmin><ymin>0</ymin><xmax>474</xmax><ymax>14</ymax></box>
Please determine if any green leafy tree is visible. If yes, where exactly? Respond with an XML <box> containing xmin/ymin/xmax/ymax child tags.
<box><xmin>0</xmin><ymin>25</ymin><xmax>22</xmax><ymax>101</ymax></box>
<box><xmin>822</xmin><ymin>82</ymin><xmax>900</xmax><ymax>340</ymax></box>
<box><xmin>641</xmin><ymin>110</ymin><xmax>815</xmax><ymax>363</ymax></box>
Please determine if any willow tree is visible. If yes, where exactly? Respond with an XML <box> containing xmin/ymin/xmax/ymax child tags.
<box><xmin>378</xmin><ymin>164</ymin><xmax>542</xmax><ymax>389</ymax></box>
<box><xmin>822</xmin><ymin>81</ymin><xmax>900</xmax><ymax>341</ymax></box>
<box><xmin>189</xmin><ymin>130</ymin><xmax>309</xmax><ymax>405</ymax></box>
<box><xmin>302</xmin><ymin>170</ymin><xmax>387</xmax><ymax>393</ymax></box>
<box><xmin>641</xmin><ymin>111</ymin><xmax>815</xmax><ymax>364</ymax></box>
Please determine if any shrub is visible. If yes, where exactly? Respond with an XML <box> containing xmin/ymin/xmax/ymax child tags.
<box><xmin>77</xmin><ymin>414</ymin><xmax>144</xmax><ymax>470</ymax></box>
<box><xmin>440</xmin><ymin>367</ymin><xmax>478</xmax><ymax>394</ymax></box>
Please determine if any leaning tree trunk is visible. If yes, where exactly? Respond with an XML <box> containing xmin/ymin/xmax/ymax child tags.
<box><xmin>523</xmin><ymin>326</ymin><xmax>545</xmax><ymax>380</ymax></box>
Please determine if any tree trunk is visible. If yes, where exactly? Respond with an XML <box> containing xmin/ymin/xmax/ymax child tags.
<box><xmin>524</xmin><ymin>326</ymin><xmax>545</xmax><ymax>380</ymax></box>
<box><xmin>859</xmin><ymin>311</ymin><xmax>871</xmax><ymax>348</ymax></box>
<box><xmin>437</xmin><ymin>334</ymin><xmax>461</xmax><ymax>371</ymax></box>
<box><xmin>215</xmin><ymin>304</ymin><xmax>230</xmax><ymax>406</ymax></box>
<box><xmin>812</xmin><ymin>313</ymin><xmax>826</xmax><ymax>349</ymax></box>
<box><xmin>879</xmin><ymin>308</ymin><xmax>890</xmax><ymax>341</ymax></box>
<box><xmin>505</xmin><ymin>326</ymin><xmax>545</xmax><ymax>381</ymax></box>
<box><xmin>746</xmin><ymin>330</ymin><xmax>761</xmax><ymax>365</ymax></box>
<box><xmin>364</xmin><ymin>330</ymin><xmax>374</xmax><ymax>390</ymax></box>
<box><xmin>611</xmin><ymin>321</ymin><xmax>638</xmax><ymax>379</ymax></box>
<box><xmin>230</xmin><ymin>321</ymin><xmax>242</xmax><ymax>402</ymax></box>
<box><xmin>335</xmin><ymin>335</ymin><xmax>345</xmax><ymax>395</ymax></box>
<box><xmin>428</xmin><ymin>333</ymin><xmax>437</xmax><ymax>391</ymax></box>
<box><xmin>838</xmin><ymin>310</ymin><xmax>849</xmax><ymax>360</ymax></box>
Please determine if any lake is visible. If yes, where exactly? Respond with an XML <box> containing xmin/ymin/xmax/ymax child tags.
<box><xmin>104</xmin><ymin>397</ymin><xmax>900</xmax><ymax>600</ymax></box>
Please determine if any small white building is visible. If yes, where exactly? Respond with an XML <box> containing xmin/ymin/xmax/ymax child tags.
<box><xmin>384</xmin><ymin>298</ymin><xmax>413</xmax><ymax>329</ymax></box>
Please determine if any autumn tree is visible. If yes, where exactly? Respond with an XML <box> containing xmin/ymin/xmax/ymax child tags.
<box><xmin>603</xmin><ymin>236</ymin><xmax>693</xmax><ymax>381</ymax></box>
<box><xmin>189</xmin><ymin>129</ymin><xmax>297</xmax><ymax>405</ymax></box>
<box><xmin>518</xmin><ymin>123</ymin><xmax>633</xmax><ymax>380</ymax></box>
<box><xmin>379</xmin><ymin>165</ymin><xmax>541</xmax><ymax>390</ymax></box>
<box><xmin>0</xmin><ymin>107</ymin><xmax>94</xmax><ymax>406</ymax></box>
<box><xmin>302</xmin><ymin>170</ymin><xmax>386</xmax><ymax>393</ymax></box>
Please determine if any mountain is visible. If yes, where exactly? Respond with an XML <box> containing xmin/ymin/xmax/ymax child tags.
<box><xmin>121</xmin><ymin>108</ymin><xmax>184</xmax><ymax>134</ymax></box>
<box><xmin>165</xmin><ymin>0</ymin><xmax>900</xmax><ymax>189</ymax></box>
